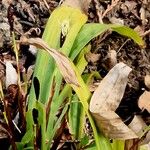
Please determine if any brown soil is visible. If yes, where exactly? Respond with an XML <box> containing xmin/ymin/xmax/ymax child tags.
<box><xmin>0</xmin><ymin>0</ymin><xmax>150</xmax><ymax>149</ymax></box>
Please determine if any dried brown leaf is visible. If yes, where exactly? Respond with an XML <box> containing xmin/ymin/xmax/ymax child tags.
<box><xmin>27</xmin><ymin>65</ymin><xmax>34</xmax><ymax>81</ymax></box>
<box><xmin>124</xmin><ymin>1</ymin><xmax>137</xmax><ymax>11</ymax></box>
<box><xmin>90</xmin><ymin>62</ymin><xmax>132</xmax><ymax>112</ymax></box>
<box><xmin>128</xmin><ymin>116</ymin><xmax>147</xmax><ymax>137</ymax></box>
<box><xmin>19</xmin><ymin>36</ymin><xmax>79</xmax><ymax>86</ymax></box>
<box><xmin>93</xmin><ymin>111</ymin><xmax>138</xmax><ymax>139</ymax></box>
<box><xmin>109</xmin><ymin>17</ymin><xmax>124</xmax><ymax>25</ymax></box>
<box><xmin>138</xmin><ymin>91</ymin><xmax>150</xmax><ymax>112</ymax></box>
<box><xmin>89</xmin><ymin>63</ymin><xmax>139</xmax><ymax>139</ymax></box>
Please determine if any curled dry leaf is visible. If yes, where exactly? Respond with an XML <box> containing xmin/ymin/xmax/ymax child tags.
<box><xmin>140</xmin><ymin>131</ymin><xmax>150</xmax><ymax>145</ymax></box>
<box><xmin>138</xmin><ymin>91</ymin><xmax>150</xmax><ymax>113</ymax></box>
<box><xmin>90</xmin><ymin>62</ymin><xmax>132</xmax><ymax>112</ymax></box>
<box><xmin>90</xmin><ymin>63</ymin><xmax>140</xmax><ymax>139</ymax></box>
<box><xmin>140</xmin><ymin>7</ymin><xmax>147</xmax><ymax>25</ymax></box>
<box><xmin>128</xmin><ymin>115</ymin><xmax>147</xmax><ymax>137</ymax></box>
<box><xmin>19</xmin><ymin>36</ymin><xmax>79</xmax><ymax>86</ymax></box>
<box><xmin>128</xmin><ymin>116</ymin><xmax>150</xmax><ymax>145</ymax></box>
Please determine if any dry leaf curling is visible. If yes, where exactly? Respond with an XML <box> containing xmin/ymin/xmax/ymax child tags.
<box><xmin>19</xmin><ymin>36</ymin><xmax>79</xmax><ymax>87</ymax></box>
<box><xmin>90</xmin><ymin>62</ymin><xmax>132</xmax><ymax>112</ymax></box>
<box><xmin>128</xmin><ymin>115</ymin><xmax>147</xmax><ymax>137</ymax></box>
<box><xmin>89</xmin><ymin>62</ymin><xmax>140</xmax><ymax>139</ymax></box>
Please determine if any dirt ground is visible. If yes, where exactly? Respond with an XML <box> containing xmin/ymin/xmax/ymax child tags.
<box><xmin>1</xmin><ymin>0</ymin><xmax>150</xmax><ymax>149</ymax></box>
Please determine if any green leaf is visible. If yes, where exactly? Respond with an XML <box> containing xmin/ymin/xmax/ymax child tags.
<box><xmin>85</xmin><ymin>142</ymin><xmax>96</xmax><ymax>150</ymax></box>
<box><xmin>27</xmin><ymin>6</ymin><xmax>87</xmax><ymax>149</ymax></box>
<box><xmin>21</xmin><ymin>129</ymin><xmax>34</xmax><ymax>145</ymax></box>
<box><xmin>35</xmin><ymin>101</ymin><xmax>46</xmax><ymax>150</ymax></box>
<box><xmin>69</xmin><ymin>95</ymin><xmax>84</xmax><ymax>140</ymax></box>
<box><xmin>70</xmin><ymin>23</ymin><xmax>144</xmax><ymax>60</ymax></box>
<box><xmin>25</xmin><ymin>5</ymin><xmax>143</xmax><ymax>150</ymax></box>
<box><xmin>46</xmin><ymin>103</ymin><xmax>69</xmax><ymax>149</ymax></box>
<box><xmin>28</xmin><ymin>6</ymin><xmax>87</xmax><ymax>107</ymax></box>
<box><xmin>23</xmin><ymin>147</ymin><xmax>34</xmax><ymax>150</ymax></box>
<box><xmin>80</xmin><ymin>134</ymin><xmax>90</xmax><ymax>147</ymax></box>
<box><xmin>110</xmin><ymin>25</ymin><xmax>144</xmax><ymax>46</ymax></box>
<box><xmin>70</xmin><ymin>24</ymin><xmax>111</xmax><ymax>60</ymax></box>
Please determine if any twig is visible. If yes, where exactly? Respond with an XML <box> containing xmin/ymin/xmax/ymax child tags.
<box><xmin>117</xmin><ymin>39</ymin><xmax>130</xmax><ymax>53</ymax></box>
<box><xmin>59</xmin><ymin>0</ymin><xmax>64</xmax><ymax>5</ymax></box>
<box><xmin>93</xmin><ymin>0</ymin><xmax>103</xmax><ymax>23</ymax></box>
<box><xmin>141</xmin><ymin>29</ymin><xmax>150</xmax><ymax>37</ymax></box>
<box><xmin>43</xmin><ymin>0</ymin><xmax>50</xmax><ymax>10</ymax></box>
<box><xmin>0</xmin><ymin>59</ymin><xmax>5</xmax><ymax>66</ymax></box>
<box><xmin>24</xmin><ymin>28</ymin><xmax>41</xmax><ymax>37</ymax></box>
<box><xmin>102</xmin><ymin>0</ymin><xmax>120</xmax><ymax>19</ymax></box>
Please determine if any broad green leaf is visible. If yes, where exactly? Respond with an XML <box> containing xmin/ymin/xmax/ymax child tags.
<box><xmin>70</xmin><ymin>24</ymin><xmax>111</xmax><ymax>60</ymax></box>
<box><xmin>67</xmin><ymin>58</ymin><xmax>112</xmax><ymax>150</ymax></box>
<box><xmin>68</xmin><ymin>45</ymin><xmax>91</xmax><ymax>144</ymax></box>
<box><xmin>28</xmin><ymin>6</ymin><xmax>87</xmax><ymax>107</ymax></box>
<box><xmin>25</xmin><ymin>101</ymin><xmax>46</xmax><ymax>149</ymax></box>
<box><xmin>23</xmin><ymin>36</ymin><xmax>111</xmax><ymax>149</ymax></box>
<box><xmin>46</xmin><ymin>103</ymin><xmax>69</xmax><ymax>149</ymax></box>
<box><xmin>110</xmin><ymin>25</ymin><xmax>144</xmax><ymax>46</ymax></box>
<box><xmin>44</xmin><ymin>7</ymin><xmax>87</xmax><ymax>149</ymax></box>
<box><xmin>35</xmin><ymin>101</ymin><xmax>46</xmax><ymax>150</ymax></box>
<box><xmin>69</xmin><ymin>95</ymin><xmax>84</xmax><ymax>139</ymax></box>
<box><xmin>75</xmin><ymin>45</ymin><xmax>91</xmax><ymax>74</ymax></box>
<box><xmin>70</xmin><ymin>23</ymin><xmax>144</xmax><ymax>60</ymax></box>
<box><xmin>80</xmin><ymin>134</ymin><xmax>90</xmax><ymax>147</ymax></box>
<box><xmin>27</xmin><ymin>6</ymin><xmax>87</xmax><ymax>149</ymax></box>
<box><xmin>21</xmin><ymin>129</ymin><xmax>34</xmax><ymax>145</ymax></box>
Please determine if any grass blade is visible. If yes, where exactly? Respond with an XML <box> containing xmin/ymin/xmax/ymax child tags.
<box><xmin>70</xmin><ymin>23</ymin><xmax>144</xmax><ymax>60</ymax></box>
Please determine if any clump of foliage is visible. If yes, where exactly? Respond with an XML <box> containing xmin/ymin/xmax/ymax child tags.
<box><xmin>1</xmin><ymin>3</ymin><xmax>143</xmax><ymax>150</ymax></box>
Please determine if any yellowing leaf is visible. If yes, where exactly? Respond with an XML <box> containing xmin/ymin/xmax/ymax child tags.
<box><xmin>29</xmin><ymin>5</ymin><xmax>87</xmax><ymax>106</ymax></box>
